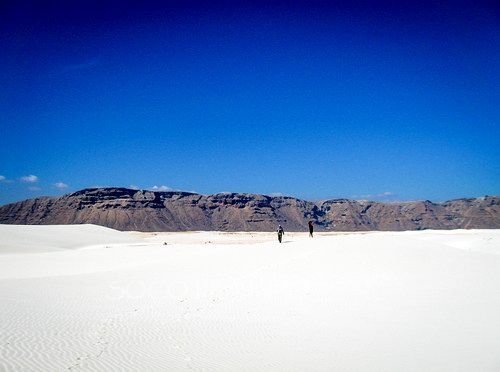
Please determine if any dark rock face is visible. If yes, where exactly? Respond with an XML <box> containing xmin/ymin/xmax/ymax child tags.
<box><xmin>0</xmin><ymin>188</ymin><xmax>498</xmax><ymax>232</ymax></box>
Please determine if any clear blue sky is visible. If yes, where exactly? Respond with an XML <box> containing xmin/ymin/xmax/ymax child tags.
<box><xmin>0</xmin><ymin>1</ymin><xmax>498</xmax><ymax>205</ymax></box>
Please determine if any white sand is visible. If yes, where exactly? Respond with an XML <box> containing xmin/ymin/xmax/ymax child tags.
<box><xmin>0</xmin><ymin>225</ymin><xmax>499</xmax><ymax>371</ymax></box>
<box><xmin>0</xmin><ymin>224</ymin><xmax>142</xmax><ymax>254</ymax></box>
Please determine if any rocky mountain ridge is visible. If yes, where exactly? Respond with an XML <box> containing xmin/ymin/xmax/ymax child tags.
<box><xmin>0</xmin><ymin>188</ymin><xmax>498</xmax><ymax>231</ymax></box>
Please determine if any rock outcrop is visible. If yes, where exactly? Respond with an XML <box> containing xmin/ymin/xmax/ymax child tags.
<box><xmin>0</xmin><ymin>188</ymin><xmax>498</xmax><ymax>231</ymax></box>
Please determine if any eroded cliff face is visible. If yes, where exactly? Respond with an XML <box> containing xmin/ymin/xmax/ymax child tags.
<box><xmin>0</xmin><ymin>188</ymin><xmax>498</xmax><ymax>232</ymax></box>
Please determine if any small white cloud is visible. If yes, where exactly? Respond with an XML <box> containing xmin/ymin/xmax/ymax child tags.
<box><xmin>28</xmin><ymin>186</ymin><xmax>41</xmax><ymax>191</ymax></box>
<box><xmin>151</xmin><ymin>185</ymin><xmax>172</xmax><ymax>191</ymax></box>
<box><xmin>129</xmin><ymin>185</ymin><xmax>139</xmax><ymax>190</ymax></box>
<box><xmin>21</xmin><ymin>175</ymin><xmax>39</xmax><ymax>183</ymax></box>
<box><xmin>269</xmin><ymin>192</ymin><xmax>284</xmax><ymax>197</ymax></box>
<box><xmin>54</xmin><ymin>182</ymin><xmax>68</xmax><ymax>190</ymax></box>
<box><xmin>0</xmin><ymin>176</ymin><xmax>14</xmax><ymax>184</ymax></box>
<box><xmin>352</xmin><ymin>194</ymin><xmax>372</xmax><ymax>199</ymax></box>
<box><xmin>352</xmin><ymin>192</ymin><xmax>395</xmax><ymax>200</ymax></box>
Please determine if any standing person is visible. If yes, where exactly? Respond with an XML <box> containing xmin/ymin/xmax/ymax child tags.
<box><xmin>277</xmin><ymin>224</ymin><xmax>284</xmax><ymax>243</ymax></box>
<box><xmin>308</xmin><ymin>221</ymin><xmax>314</xmax><ymax>237</ymax></box>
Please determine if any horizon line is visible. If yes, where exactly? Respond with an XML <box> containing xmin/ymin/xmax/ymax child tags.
<box><xmin>1</xmin><ymin>186</ymin><xmax>497</xmax><ymax>207</ymax></box>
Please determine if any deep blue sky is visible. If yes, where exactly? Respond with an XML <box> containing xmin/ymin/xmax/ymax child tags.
<box><xmin>1</xmin><ymin>1</ymin><xmax>498</xmax><ymax>204</ymax></box>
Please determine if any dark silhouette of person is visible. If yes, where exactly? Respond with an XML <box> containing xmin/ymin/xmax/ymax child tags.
<box><xmin>308</xmin><ymin>221</ymin><xmax>314</xmax><ymax>237</ymax></box>
<box><xmin>277</xmin><ymin>225</ymin><xmax>284</xmax><ymax>243</ymax></box>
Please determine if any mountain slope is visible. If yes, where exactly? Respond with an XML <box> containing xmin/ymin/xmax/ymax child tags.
<box><xmin>0</xmin><ymin>188</ymin><xmax>498</xmax><ymax>231</ymax></box>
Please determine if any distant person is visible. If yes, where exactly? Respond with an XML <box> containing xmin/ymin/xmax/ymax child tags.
<box><xmin>277</xmin><ymin>225</ymin><xmax>284</xmax><ymax>243</ymax></box>
<box><xmin>308</xmin><ymin>221</ymin><xmax>314</xmax><ymax>237</ymax></box>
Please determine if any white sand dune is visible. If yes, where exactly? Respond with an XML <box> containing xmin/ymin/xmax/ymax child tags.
<box><xmin>0</xmin><ymin>225</ymin><xmax>499</xmax><ymax>371</ymax></box>
<box><xmin>0</xmin><ymin>224</ymin><xmax>142</xmax><ymax>254</ymax></box>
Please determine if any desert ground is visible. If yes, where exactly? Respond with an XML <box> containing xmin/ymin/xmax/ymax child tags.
<box><xmin>0</xmin><ymin>224</ymin><xmax>499</xmax><ymax>371</ymax></box>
